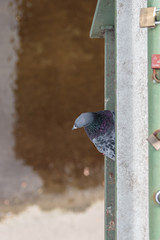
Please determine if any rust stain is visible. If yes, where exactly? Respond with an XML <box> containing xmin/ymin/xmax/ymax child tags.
<box><xmin>107</xmin><ymin>220</ymin><xmax>115</xmax><ymax>231</ymax></box>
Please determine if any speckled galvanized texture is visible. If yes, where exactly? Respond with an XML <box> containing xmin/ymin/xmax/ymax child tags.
<box><xmin>116</xmin><ymin>0</ymin><xmax>148</xmax><ymax>239</ymax></box>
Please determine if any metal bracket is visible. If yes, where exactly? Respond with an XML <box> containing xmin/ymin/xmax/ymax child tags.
<box><xmin>140</xmin><ymin>7</ymin><xmax>160</xmax><ymax>28</ymax></box>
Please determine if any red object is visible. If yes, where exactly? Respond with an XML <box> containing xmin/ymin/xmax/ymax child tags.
<box><xmin>152</xmin><ymin>54</ymin><xmax>160</xmax><ymax>69</ymax></box>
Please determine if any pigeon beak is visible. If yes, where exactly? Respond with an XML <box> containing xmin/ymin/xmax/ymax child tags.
<box><xmin>72</xmin><ymin>125</ymin><xmax>78</xmax><ymax>130</ymax></box>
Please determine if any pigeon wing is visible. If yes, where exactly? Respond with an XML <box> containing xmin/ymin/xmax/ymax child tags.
<box><xmin>92</xmin><ymin>129</ymin><xmax>115</xmax><ymax>160</ymax></box>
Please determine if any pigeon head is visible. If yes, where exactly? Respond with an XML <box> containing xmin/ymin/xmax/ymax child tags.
<box><xmin>72</xmin><ymin>112</ymin><xmax>94</xmax><ymax>130</ymax></box>
<box><xmin>72</xmin><ymin>110</ymin><xmax>115</xmax><ymax>160</ymax></box>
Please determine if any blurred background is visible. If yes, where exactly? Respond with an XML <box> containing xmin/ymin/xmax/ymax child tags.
<box><xmin>0</xmin><ymin>0</ymin><xmax>104</xmax><ymax>239</ymax></box>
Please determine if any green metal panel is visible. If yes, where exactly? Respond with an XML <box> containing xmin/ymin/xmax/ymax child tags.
<box><xmin>90</xmin><ymin>1</ymin><xmax>115</xmax><ymax>239</ymax></box>
<box><xmin>90</xmin><ymin>0</ymin><xmax>114</xmax><ymax>38</ymax></box>
<box><xmin>104</xmin><ymin>30</ymin><xmax>115</xmax><ymax>240</ymax></box>
<box><xmin>148</xmin><ymin>1</ymin><xmax>160</xmax><ymax>239</ymax></box>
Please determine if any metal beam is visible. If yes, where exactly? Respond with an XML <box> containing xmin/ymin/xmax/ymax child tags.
<box><xmin>89</xmin><ymin>0</ymin><xmax>115</xmax><ymax>238</ymax></box>
<box><xmin>104</xmin><ymin>30</ymin><xmax>115</xmax><ymax>240</ymax></box>
<box><xmin>116</xmin><ymin>0</ymin><xmax>148</xmax><ymax>239</ymax></box>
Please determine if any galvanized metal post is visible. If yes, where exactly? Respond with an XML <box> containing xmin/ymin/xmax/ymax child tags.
<box><xmin>148</xmin><ymin>1</ymin><xmax>160</xmax><ymax>239</ymax></box>
<box><xmin>116</xmin><ymin>0</ymin><xmax>148</xmax><ymax>239</ymax></box>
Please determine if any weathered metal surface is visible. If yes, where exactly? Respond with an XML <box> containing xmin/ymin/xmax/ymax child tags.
<box><xmin>148</xmin><ymin>1</ymin><xmax>160</xmax><ymax>239</ymax></box>
<box><xmin>116</xmin><ymin>0</ymin><xmax>148</xmax><ymax>239</ymax></box>
<box><xmin>104</xmin><ymin>30</ymin><xmax>115</xmax><ymax>240</ymax></box>
<box><xmin>90</xmin><ymin>0</ymin><xmax>114</xmax><ymax>38</ymax></box>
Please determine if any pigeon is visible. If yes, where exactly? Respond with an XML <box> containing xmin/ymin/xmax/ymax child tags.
<box><xmin>72</xmin><ymin>110</ymin><xmax>115</xmax><ymax>160</ymax></box>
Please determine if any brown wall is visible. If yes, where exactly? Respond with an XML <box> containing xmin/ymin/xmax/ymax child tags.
<box><xmin>14</xmin><ymin>0</ymin><xmax>104</xmax><ymax>193</ymax></box>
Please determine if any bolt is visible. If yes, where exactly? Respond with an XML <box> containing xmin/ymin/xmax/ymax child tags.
<box><xmin>155</xmin><ymin>191</ymin><xmax>160</xmax><ymax>205</ymax></box>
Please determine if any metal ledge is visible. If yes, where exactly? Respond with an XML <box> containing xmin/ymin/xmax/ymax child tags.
<box><xmin>90</xmin><ymin>0</ymin><xmax>115</xmax><ymax>38</ymax></box>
